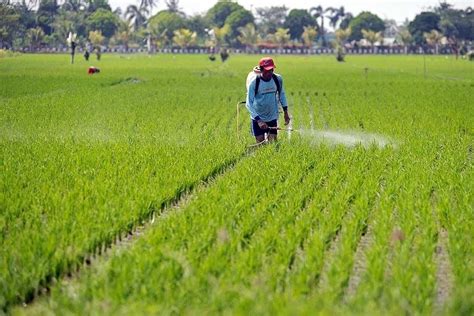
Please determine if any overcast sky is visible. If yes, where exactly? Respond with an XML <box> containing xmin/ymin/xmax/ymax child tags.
<box><xmin>109</xmin><ymin>0</ymin><xmax>472</xmax><ymax>24</ymax></box>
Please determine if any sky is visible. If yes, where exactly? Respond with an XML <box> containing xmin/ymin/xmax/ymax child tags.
<box><xmin>108</xmin><ymin>0</ymin><xmax>473</xmax><ymax>24</ymax></box>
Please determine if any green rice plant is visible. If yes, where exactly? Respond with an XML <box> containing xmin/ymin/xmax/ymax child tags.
<box><xmin>2</xmin><ymin>54</ymin><xmax>473</xmax><ymax>315</ymax></box>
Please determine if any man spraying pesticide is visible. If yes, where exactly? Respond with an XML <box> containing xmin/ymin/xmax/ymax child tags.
<box><xmin>246</xmin><ymin>57</ymin><xmax>291</xmax><ymax>144</ymax></box>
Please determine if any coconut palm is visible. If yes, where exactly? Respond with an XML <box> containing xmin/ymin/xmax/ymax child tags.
<box><xmin>212</xmin><ymin>24</ymin><xmax>230</xmax><ymax>49</ymax></box>
<box><xmin>335</xmin><ymin>27</ymin><xmax>351</xmax><ymax>44</ymax></box>
<box><xmin>62</xmin><ymin>0</ymin><xmax>86</xmax><ymax>12</ymax></box>
<box><xmin>172</xmin><ymin>28</ymin><xmax>196</xmax><ymax>48</ymax></box>
<box><xmin>301</xmin><ymin>25</ymin><xmax>317</xmax><ymax>49</ymax></box>
<box><xmin>333</xmin><ymin>27</ymin><xmax>351</xmax><ymax>61</ymax></box>
<box><xmin>89</xmin><ymin>30</ymin><xmax>104</xmax><ymax>46</ymax></box>
<box><xmin>125</xmin><ymin>4</ymin><xmax>149</xmax><ymax>31</ymax></box>
<box><xmin>273</xmin><ymin>27</ymin><xmax>291</xmax><ymax>48</ymax></box>
<box><xmin>166</xmin><ymin>0</ymin><xmax>184</xmax><ymax>16</ymax></box>
<box><xmin>139</xmin><ymin>0</ymin><xmax>157</xmax><ymax>12</ymax></box>
<box><xmin>398</xmin><ymin>29</ymin><xmax>412</xmax><ymax>54</ymax></box>
<box><xmin>115</xmin><ymin>20</ymin><xmax>134</xmax><ymax>51</ymax></box>
<box><xmin>326</xmin><ymin>6</ymin><xmax>351</xmax><ymax>29</ymax></box>
<box><xmin>53</xmin><ymin>12</ymin><xmax>75</xmax><ymax>44</ymax></box>
<box><xmin>147</xmin><ymin>25</ymin><xmax>168</xmax><ymax>49</ymax></box>
<box><xmin>362</xmin><ymin>29</ymin><xmax>383</xmax><ymax>49</ymax></box>
<box><xmin>26</xmin><ymin>27</ymin><xmax>45</xmax><ymax>50</ymax></box>
<box><xmin>310</xmin><ymin>5</ymin><xmax>329</xmax><ymax>47</ymax></box>
<box><xmin>424</xmin><ymin>29</ymin><xmax>443</xmax><ymax>54</ymax></box>
<box><xmin>237</xmin><ymin>23</ymin><xmax>259</xmax><ymax>53</ymax></box>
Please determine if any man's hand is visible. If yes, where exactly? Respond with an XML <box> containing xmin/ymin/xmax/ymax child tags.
<box><xmin>257</xmin><ymin>120</ymin><xmax>268</xmax><ymax>129</ymax></box>
<box><xmin>284</xmin><ymin>111</ymin><xmax>291</xmax><ymax>125</ymax></box>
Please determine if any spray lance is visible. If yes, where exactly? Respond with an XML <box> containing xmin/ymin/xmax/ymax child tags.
<box><xmin>236</xmin><ymin>100</ymin><xmax>299</xmax><ymax>139</ymax></box>
<box><xmin>267</xmin><ymin>126</ymin><xmax>298</xmax><ymax>132</ymax></box>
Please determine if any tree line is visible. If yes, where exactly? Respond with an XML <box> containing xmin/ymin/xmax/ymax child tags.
<box><xmin>0</xmin><ymin>0</ymin><xmax>472</xmax><ymax>54</ymax></box>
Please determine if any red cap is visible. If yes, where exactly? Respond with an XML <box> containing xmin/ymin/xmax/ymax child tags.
<box><xmin>259</xmin><ymin>57</ymin><xmax>276</xmax><ymax>70</ymax></box>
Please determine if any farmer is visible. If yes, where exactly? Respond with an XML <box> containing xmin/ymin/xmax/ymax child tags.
<box><xmin>70</xmin><ymin>40</ymin><xmax>76</xmax><ymax>64</ymax></box>
<box><xmin>246</xmin><ymin>57</ymin><xmax>290</xmax><ymax>143</ymax></box>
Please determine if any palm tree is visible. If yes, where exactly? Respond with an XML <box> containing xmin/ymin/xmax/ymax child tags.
<box><xmin>237</xmin><ymin>23</ymin><xmax>259</xmax><ymax>53</ymax></box>
<box><xmin>89</xmin><ymin>30</ymin><xmax>104</xmax><ymax>46</ymax></box>
<box><xmin>148</xmin><ymin>25</ymin><xmax>168</xmax><ymax>50</ymax></box>
<box><xmin>173</xmin><ymin>28</ymin><xmax>196</xmax><ymax>48</ymax></box>
<box><xmin>166</xmin><ymin>0</ymin><xmax>184</xmax><ymax>16</ymax></box>
<box><xmin>26</xmin><ymin>27</ymin><xmax>45</xmax><ymax>50</ymax></box>
<box><xmin>333</xmin><ymin>27</ymin><xmax>351</xmax><ymax>61</ymax></box>
<box><xmin>301</xmin><ymin>25</ymin><xmax>317</xmax><ymax>49</ymax></box>
<box><xmin>398</xmin><ymin>29</ymin><xmax>412</xmax><ymax>54</ymax></box>
<box><xmin>125</xmin><ymin>4</ymin><xmax>149</xmax><ymax>31</ymax></box>
<box><xmin>139</xmin><ymin>0</ymin><xmax>157</xmax><ymax>12</ymax></box>
<box><xmin>362</xmin><ymin>29</ymin><xmax>383</xmax><ymax>51</ymax></box>
<box><xmin>335</xmin><ymin>27</ymin><xmax>351</xmax><ymax>45</ymax></box>
<box><xmin>424</xmin><ymin>29</ymin><xmax>443</xmax><ymax>54</ymax></box>
<box><xmin>62</xmin><ymin>0</ymin><xmax>86</xmax><ymax>12</ymax></box>
<box><xmin>53</xmin><ymin>12</ymin><xmax>75</xmax><ymax>44</ymax></box>
<box><xmin>212</xmin><ymin>24</ymin><xmax>230</xmax><ymax>49</ymax></box>
<box><xmin>115</xmin><ymin>20</ymin><xmax>134</xmax><ymax>51</ymax></box>
<box><xmin>310</xmin><ymin>5</ymin><xmax>329</xmax><ymax>47</ymax></box>
<box><xmin>326</xmin><ymin>6</ymin><xmax>351</xmax><ymax>29</ymax></box>
<box><xmin>273</xmin><ymin>28</ymin><xmax>291</xmax><ymax>49</ymax></box>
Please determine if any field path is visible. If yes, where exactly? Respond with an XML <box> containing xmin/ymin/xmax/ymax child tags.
<box><xmin>434</xmin><ymin>228</ymin><xmax>454</xmax><ymax>312</ymax></box>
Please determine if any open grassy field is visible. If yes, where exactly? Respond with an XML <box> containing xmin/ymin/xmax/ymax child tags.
<box><xmin>1</xmin><ymin>53</ymin><xmax>473</xmax><ymax>315</ymax></box>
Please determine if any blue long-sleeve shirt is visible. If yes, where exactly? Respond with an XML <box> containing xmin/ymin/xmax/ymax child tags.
<box><xmin>246</xmin><ymin>74</ymin><xmax>288</xmax><ymax>122</ymax></box>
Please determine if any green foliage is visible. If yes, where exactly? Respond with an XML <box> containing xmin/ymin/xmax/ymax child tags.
<box><xmin>53</xmin><ymin>9</ymin><xmax>88</xmax><ymax>43</ymax></box>
<box><xmin>87</xmin><ymin>0</ymin><xmax>112</xmax><ymax>13</ymax></box>
<box><xmin>185</xmin><ymin>14</ymin><xmax>209</xmax><ymax>39</ymax></box>
<box><xmin>148</xmin><ymin>10</ymin><xmax>186</xmax><ymax>44</ymax></box>
<box><xmin>36</xmin><ymin>0</ymin><xmax>59</xmax><ymax>35</ymax></box>
<box><xmin>272</xmin><ymin>27</ymin><xmax>291</xmax><ymax>47</ymax></box>
<box><xmin>362</xmin><ymin>29</ymin><xmax>383</xmax><ymax>46</ymax></box>
<box><xmin>436</xmin><ymin>5</ymin><xmax>474</xmax><ymax>41</ymax></box>
<box><xmin>88</xmin><ymin>30</ymin><xmax>104</xmax><ymax>46</ymax></box>
<box><xmin>283</xmin><ymin>9</ymin><xmax>315</xmax><ymax>40</ymax></box>
<box><xmin>408</xmin><ymin>12</ymin><xmax>441</xmax><ymax>45</ymax></box>
<box><xmin>301</xmin><ymin>25</ymin><xmax>317</xmax><ymax>48</ymax></box>
<box><xmin>1</xmin><ymin>1</ymin><xmax>473</xmax><ymax>50</ymax></box>
<box><xmin>255</xmin><ymin>6</ymin><xmax>288</xmax><ymax>35</ymax></box>
<box><xmin>237</xmin><ymin>23</ymin><xmax>259</xmax><ymax>51</ymax></box>
<box><xmin>0</xmin><ymin>3</ymin><xmax>20</xmax><ymax>48</ymax></box>
<box><xmin>206</xmin><ymin>1</ymin><xmax>244</xmax><ymax>28</ymax></box>
<box><xmin>0</xmin><ymin>48</ymin><xmax>21</xmax><ymax>57</ymax></box>
<box><xmin>225</xmin><ymin>8</ymin><xmax>254</xmax><ymax>41</ymax></box>
<box><xmin>26</xmin><ymin>27</ymin><xmax>46</xmax><ymax>49</ymax></box>
<box><xmin>172</xmin><ymin>28</ymin><xmax>197</xmax><ymax>48</ymax></box>
<box><xmin>86</xmin><ymin>8</ymin><xmax>119</xmax><ymax>39</ymax></box>
<box><xmin>348</xmin><ymin>11</ymin><xmax>385</xmax><ymax>41</ymax></box>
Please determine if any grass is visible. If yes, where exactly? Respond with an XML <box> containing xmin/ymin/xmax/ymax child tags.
<box><xmin>0</xmin><ymin>53</ymin><xmax>473</xmax><ymax>315</ymax></box>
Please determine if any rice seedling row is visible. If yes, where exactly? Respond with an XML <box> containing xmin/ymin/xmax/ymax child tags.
<box><xmin>1</xmin><ymin>54</ymin><xmax>472</xmax><ymax>314</ymax></box>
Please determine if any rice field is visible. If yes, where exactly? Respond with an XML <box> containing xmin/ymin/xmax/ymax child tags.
<box><xmin>1</xmin><ymin>53</ymin><xmax>473</xmax><ymax>315</ymax></box>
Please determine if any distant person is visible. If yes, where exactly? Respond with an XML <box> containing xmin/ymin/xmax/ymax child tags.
<box><xmin>70</xmin><ymin>40</ymin><xmax>76</xmax><ymax>64</ymax></box>
<box><xmin>84</xmin><ymin>49</ymin><xmax>90</xmax><ymax>61</ymax></box>
<box><xmin>220</xmin><ymin>48</ymin><xmax>229</xmax><ymax>62</ymax></box>
<box><xmin>246</xmin><ymin>57</ymin><xmax>290</xmax><ymax>144</ymax></box>
<box><xmin>88</xmin><ymin>66</ymin><xmax>100</xmax><ymax>74</ymax></box>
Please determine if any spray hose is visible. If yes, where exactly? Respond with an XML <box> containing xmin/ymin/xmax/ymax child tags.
<box><xmin>236</xmin><ymin>100</ymin><xmax>246</xmax><ymax>139</ymax></box>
